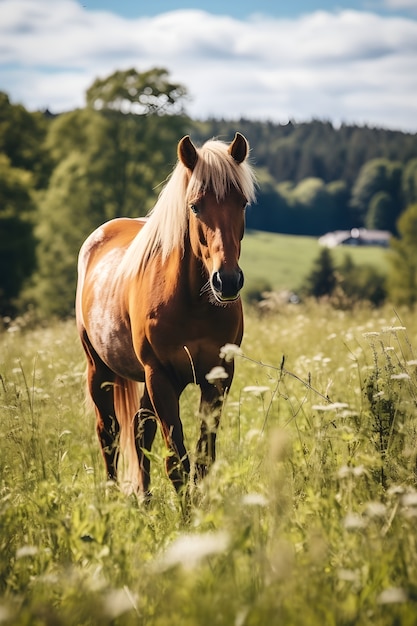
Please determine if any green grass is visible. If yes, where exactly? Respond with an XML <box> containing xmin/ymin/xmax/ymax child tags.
<box><xmin>241</xmin><ymin>230</ymin><xmax>389</xmax><ymax>293</ymax></box>
<box><xmin>1</xmin><ymin>302</ymin><xmax>417</xmax><ymax>625</ymax></box>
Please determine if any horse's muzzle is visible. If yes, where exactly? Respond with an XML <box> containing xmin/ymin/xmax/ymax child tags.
<box><xmin>211</xmin><ymin>268</ymin><xmax>244</xmax><ymax>302</ymax></box>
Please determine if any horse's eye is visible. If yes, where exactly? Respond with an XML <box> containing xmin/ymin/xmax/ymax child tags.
<box><xmin>190</xmin><ymin>203</ymin><xmax>199</xmax><ymax>215</ymax></box>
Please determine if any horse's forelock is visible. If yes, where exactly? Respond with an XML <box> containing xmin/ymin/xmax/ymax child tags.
<box><xmin>186</xmin><ymin>140</ymin><xmax>256</xmax><ymax>204</ymax></box>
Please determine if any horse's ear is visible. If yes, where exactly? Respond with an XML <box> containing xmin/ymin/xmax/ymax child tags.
<box><xmin>228</xmin><ymin>132</ymin><xmax>248</xmax><ymax>164</ymax></box>
<box><xmin>178</xmin><ymin>135</ymin><xmax>198</xmax><ymax>171</ymax></box>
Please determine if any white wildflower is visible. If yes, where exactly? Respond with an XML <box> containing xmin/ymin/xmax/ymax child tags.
<box><xmin>242</xmin><ymin>385</ymin><xmax>270</xmax><ymax>396</ymax></box>
<box><xmin>365</xmin><ymin>501</ymin><xmax>387</xmax><ymax>518</ymax></box>
<box><xmin>377</xmin><ymin>587</ymin><xmax>408</xmax><ymax>604</ymax></box>
<box><xmin>382</xmin><ymin>326</ymin><xmax>406</xmax><ymax>333</ymax></box>
<box><xmin>401</xmin><ymin>491</ymin><xmax>417</xmax><ymax>507</ymax></box>
<box><xmin>337</xmin><ymin>464</ymin><xmax>366</xmax><ymax>479</ymax></box>
<box><xmin>219</xmin><ymin>343</ymin><xmax>243</xmax><ymax>362</ymax></box>
<box><xmin>312</xmin><ymin>402</ymin><xmax>349</xmax><ymax>411</ymax></box>
<box><xmin>362</xmin><ymin>332</ymin><xmax>380</xmax><ymax>338</ymax></box>
<box><xmin>205</xmin><ymin>366</ymin><xmax>228</xmax><ymax>383</ymax></box>
<box><xmin>102</xmin><ymin>587</ymin><xmax>138</xmax><ymax>619</ymax></box>
<box><xmin>343</xmin><ymin>513</ymin><xmax>366</xmax><ymax>530</ymax></box>
<box><xmin>337</xmin><ymin>569</ymin><xmax>360</xmax><ymax>583</ymax></box>
<box><xmin>16</xmin><ymin>545</ymin><xmax>38</xmax><ymax>559</ymax></box>
<box><xmin>242</xmin><ymin>493</ymin><xmax>268</xmax><ymax>507</ymax></box>
<box><xmin>390</xmin><ymin>373</ymin><xmax>410</xmax><ymax>380</ymax></box>
<box><xmin>406</xmin><ymin>359</ymin><xmax>417</xmax><ymax>366</ymax></box>
<box><xmin>155</xmin><ymin>531</ymin><xmax>229</xmax><ymax>572</ymax></box>
<box><xmin>337</xmin><ymin>465</ymin><xmax>351</xmax><ymax>479</ymax></box>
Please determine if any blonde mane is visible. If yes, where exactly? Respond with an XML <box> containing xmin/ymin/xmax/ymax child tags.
<box><xmin>117</xmin><ymin>137</ymin><xmax>257</xmax><ymax>280</ymax></box>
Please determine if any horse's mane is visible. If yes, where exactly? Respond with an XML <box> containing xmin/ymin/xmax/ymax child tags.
<box><xmin>117</xmin><ymin>137</ymin><xmax>257</xmax><ymax>280</ymax></box>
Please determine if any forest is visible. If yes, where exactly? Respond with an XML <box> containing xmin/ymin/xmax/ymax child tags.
<box><xmin>1</xmin><ymin>67</ymin><xmax>417</xmax><ymax>318</ymax></box>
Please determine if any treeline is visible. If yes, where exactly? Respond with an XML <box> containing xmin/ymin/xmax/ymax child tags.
<box><xmin>1</xmin><ymin>67</ymin><xmax>417</xmax><ymax>318</ymax></box>
<box><xmin>194</xmin><ymin>119</ymin><xmax>417</xmax><ymax>236</ymax></box>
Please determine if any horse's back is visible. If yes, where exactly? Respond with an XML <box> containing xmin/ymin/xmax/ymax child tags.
<box><xmin>78</xmin><ymin>218</ymin><xmax>145</xmax><ymax>270</ymax></box>
<box><xmin>76</xmin><ymin>218</ymin><xmax>144</xmax><ymax>344</ymax></box>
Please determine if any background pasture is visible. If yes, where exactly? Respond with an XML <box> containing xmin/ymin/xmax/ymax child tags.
<box><xmin>242</xmin><ymin>230</ymin><xmax>388</xmax><ymax>295</ymax></box>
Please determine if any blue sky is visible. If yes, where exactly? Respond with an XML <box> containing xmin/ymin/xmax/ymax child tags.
<box><xmin>81</xmin><ymin>0</ymin><xmax>411</xmax><ymax>19</ymax></box>
<box><xmin>1</xmin><ymin>0</ymin><xmax>417</xmax><ymax>131</ymax></box>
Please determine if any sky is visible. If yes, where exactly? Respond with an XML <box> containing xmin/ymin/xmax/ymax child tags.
<box><xmin>1</xmin><ymin>0</ymin><xmax>417</xmax><ymax>132</ymax></box>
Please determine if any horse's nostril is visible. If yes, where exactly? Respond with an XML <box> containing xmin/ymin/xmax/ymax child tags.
<box><xmin>237</xmin><ymin>269</ymin><xmax>244</xmax><ymax>291</ymax></box>
<box><xmin>212</xmin><ymin>271</ymin><xmax>222</xmax><ymax>293</ymax></box>
<box><xmin>211</xmin><ymin>269</ymin><xmax>243</xmax><ymax>301</ymax></box>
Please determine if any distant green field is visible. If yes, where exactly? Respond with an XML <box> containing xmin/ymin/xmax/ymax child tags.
<box><xmin>241</xmin><ymin>230</ymin><xmax>389</xmax><ymax>294</ymax></box>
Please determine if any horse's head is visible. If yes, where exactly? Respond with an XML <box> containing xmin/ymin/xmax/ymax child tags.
<box><xmin>178</xmin><ymin>133</ymin><xmax>254</xmax><ymax>304</ymax></box>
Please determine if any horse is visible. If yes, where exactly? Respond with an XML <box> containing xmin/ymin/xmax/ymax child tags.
<box><xmin>75</xmin><ymin>132</ymin><xmax>256</xmax><ymax>497</ymax></box>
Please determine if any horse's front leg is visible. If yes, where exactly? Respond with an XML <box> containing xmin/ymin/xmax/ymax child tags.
<box><xmin>195</xmin><ymin>379</ymin><xmax>228</xmax><ymax>481</ymax></box>
<box><xmin>134</xmin><ymin>385</ymin><xmax>157</xmax><ymax>498</ymax></box>
<box><xmin>144</xmin><ymin>366</ymin><xmax>190</xmax><ymax>492</ymax></box>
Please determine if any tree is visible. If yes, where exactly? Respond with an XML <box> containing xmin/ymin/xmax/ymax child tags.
<box><xmin>402</xmin><ymin>158</ymin><xmax>417</xmax><ymax>207</ymax></box>
<box><xmin>0</xmin><ymin>91</ymin><xmax>51</xmax><ymax>188</ymax></box>
<box><xmin>303</xmin><ymin>247</ymin><xmax>337</xmax><ymax>298</ymax></box>
<box><xmin>338</xmin><ymin>254</ymin><xmax>386</xmax><ymax>306</ymax></box>
<box><xmin>0</xmin><ymin>155</ymin><xmax>37</xmax><ymax>316</ymax></box>
<box><xmin>31</xmin><ymin>88</ymin><xmax>189</xmax><ymax>316</ymax></box>
<box><xmin>350</xmin><ymin>158</ymin><xmax>403</xmax><ymax>231</ymax></box>
<box><xmin>86</xmin><ymin>67</ymin><xmax>188</xmax><ymax>116</ymax></box>
<box><xmin>387</xmin><ymin>203</ymin><xmax>417</xmax><ymax>307</ymax></box>
<box><xmin>365</xmin><ymin>191</ymin><xmax>396</xmax><ymax>231</ymax></box>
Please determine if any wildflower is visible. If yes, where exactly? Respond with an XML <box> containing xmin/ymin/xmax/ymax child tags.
<box><xmin>219</xmin><ymin>343</ymin><xmax>243</xmax><ymax>362</ymax></box>
<box><xmin>365</xmin><ymin>501</ymin><xmax>387</xmax><ymax>518</ymax></box>
<box><xmin>406</xmin><ymin>359</ymin><xmax>417</xmax><ymax>366</ymax></box>
<box><xmin>155</xmin><ymin>531</ymin><xmax>229</xmax><ymax>572</ymax></box>
<box><xmin>102</xmin><ymin>587</ymin><xmax>138</xmax><ymax>619</ymax></box>
<box><xmin>401</xmin><ymin>491</ymin><xmax>417</xmax><ymax>507</ymax></box>
<box><xmin>377</xmin><ymin>587</ymin><xmax>408</xmax><ymax>604</ymax></box>
<box><xmin>337</xmin><ymin>569</ymin><xmax>360</xmax><ymax>583</ymax></box>
<box><xmin>343</xmin><ymin>513</ymin><xmax>366</xmax><ymax>530</ymax></box>
<box><xmin>337</xmin><ymin>464</ymin><xmax>366</xmax><ymax>479</ymax></box>
<box><xmin>242</xmin><ymin>493</ymin><xmax>268</xmax><ymax>507</ymax></box>
<box><xmin>205</xmin><ymin>366</ymin><xmax>228</xmax><ymax>383</ymax></box>
<box><xmin>242</xmin><ymin>385</ymin><xmax>270</xmax><ymax>396</ymax></box>
<box><xmin>382</xmin><ymin>326</ymin><xmax>406</xmax><ymax>333</ymax></box>
<box><xmin>390</xmin><ymin>373</ymin><xmax>410</xmax><ymax>380</ymax></box>
<box><xmin>16</xmin><ymin>545</ymin><xmax>38</xmax><ymax>559</ymax></box>
<box><xmin>312</xmin><ymin>402</ymin><xmax>349</xmax><ymax>411</ymax></box>
<box><xmin>362</xmin><ymin>332</ymin><xmax>380</xmax><ymax>338</ymax></box>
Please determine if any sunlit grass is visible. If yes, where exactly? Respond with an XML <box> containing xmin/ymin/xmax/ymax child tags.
<box><xmin>1</xmin><ymin>303</ymin><xmax>417</xmax><ymax>624</ymax></box>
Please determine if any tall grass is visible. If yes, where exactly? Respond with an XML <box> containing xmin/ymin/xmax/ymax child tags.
<box><xmin>1</xmin><ymin>303</ymin><xmax>417</xmax><ymax>625</ymax></box>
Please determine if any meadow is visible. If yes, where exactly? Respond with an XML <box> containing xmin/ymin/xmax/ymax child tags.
<box><xmin>241</xmin><ymin>231</ymin><xmax>389</xmax><ymax>294</ymax></box>
<box><xmin>1</xmin><ymin>297</ymin><xmax>417</xmax><ymax>625</ymax></box>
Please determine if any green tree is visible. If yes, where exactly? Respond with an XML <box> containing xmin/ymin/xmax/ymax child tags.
<box><xmin>0</xmin><ymin>91</ymin><xmax>51</xmax><ymax>188</ymax></box>
<box><xmin>86</xmin><ymin>67</ymin><xmax>188</xmax><ymax>116</ymax></box>
<box><xmin>387</xmin><ymin>203</ymin><xmax>417</xmax><ymax>306</ymax></box>
<box><xmin>303</xmin><ymin>247</ymin><xmax>337</xmax><ymax>298</ymax></box>
<box><xmin>0</xmin><ymin>155</ymin><xmax>37</xmax><ymax>316</ymax></box>
<box><xmin>365</xmin><ymin>191</ymin><xmax>395</xmax><ymax>231</ymax></box>
<box><xmin>350</xmin><ymin>158</ymin><xmax>403</xmax><ymax>231</ymax></box>
<box><xmin>338</xmin><ymin>253</ymin><xmax>386</xmax><ymax>306</ymax></box>
<box><xmin>402</xmin><ymin>158</ymin><xmax>417</xmax><ymax>207</ymax></box>
<box><xmin>31</xmin><ymin>71</ymin><xmax>190</xmax><ymax>317</ymax></box>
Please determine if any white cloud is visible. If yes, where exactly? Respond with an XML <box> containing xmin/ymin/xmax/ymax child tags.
<box><xmin>1</xmin><ymin>0</ymin><xmax>417</xmax><ymax>131</ymax></box>
<box><xmin>382</xmin><ymin>0</ymin><xmax>417</xmax><ymax>10</ymax></box>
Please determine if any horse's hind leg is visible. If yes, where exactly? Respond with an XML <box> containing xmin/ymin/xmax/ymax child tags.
<box><xmin>81</xmin><ymin>332</ymin><xmax>119</xmax><ymax>480</ymax></box>
<box><xmin>134</xmin><ymin>385</ymin><xmax>157</xmax><ymax>496</ymax></box>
